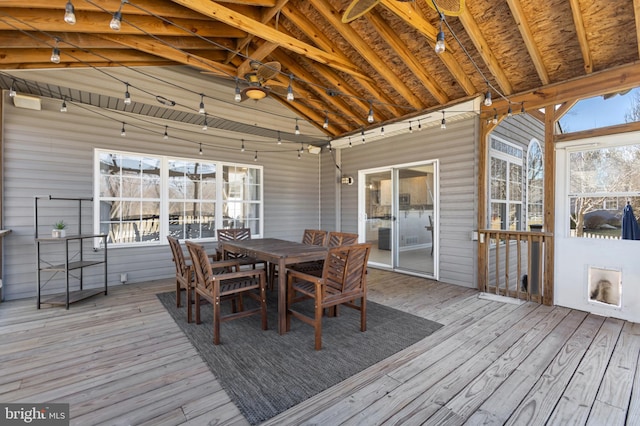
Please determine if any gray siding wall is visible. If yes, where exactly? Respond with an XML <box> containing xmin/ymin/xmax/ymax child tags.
<box><xmin>320</xmin><ymin>149</ymin><xmax>339</xmax><ymax>231</ymax></box>
<box><xmin>2</xmin><ymin>95</ymin><xmax>321</xmax><ymax>300</ymax></box>
<box><xmin>336</xmin><ymin>118</ymin><xmax>479</xmax><ymax>288</ymax></box>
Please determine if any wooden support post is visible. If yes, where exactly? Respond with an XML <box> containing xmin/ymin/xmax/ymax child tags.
<box><xmin>543</xmin><ymin>107</ymin><xmax>556</xmax><ymax>305</ymax></box>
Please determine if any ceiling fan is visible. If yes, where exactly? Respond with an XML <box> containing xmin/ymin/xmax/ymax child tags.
<box><xmin>342</xmin><ymin>0</ymin><xmax>464</xmax><ymax>23</ymax></box>
<box><xmin>239</xmin><ymin>60</ymin><xmax>282</xmax><ymax>101</ymax></box>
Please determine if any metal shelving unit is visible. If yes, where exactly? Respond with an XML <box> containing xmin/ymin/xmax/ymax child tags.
<box><xmin>35</xmin><ymin>196</ymin><xmax>108</xmax><ymax>309</ymax></box>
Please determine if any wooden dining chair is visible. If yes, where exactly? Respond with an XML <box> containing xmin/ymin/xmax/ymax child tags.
<box><xmin>186</xmin><ymin>241</ymin><xmax>267</xmax><ymax>345</ymax></box>
<box><xmin>216</xmin><ymin>227</ymin><xmax>267</xmax><ymax>270</ymax></box>
<box><xmin>168</xmin><ymin>236</ymin><xmax>243</xmax><ymax>323</ymax></box>
<box><xmin>289</xmin><ymin>231</ymin><xmax>359</xmax><ymax>277</ymax></box>
<box><xmin>286</xmin><ymin>243</ymin><xmax>371</xmax><ymax>350</ymax></box>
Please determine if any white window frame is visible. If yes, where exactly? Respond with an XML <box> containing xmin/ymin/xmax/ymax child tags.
<box><xmin>94</xmin><ymin>149</ymin><xmax>263</xmax><ymax>247</ymax></box>
<box><xmin>526</xmin><ymin>138</ymin><xmax>544</xmax><ymax>228</ymax></box>
<box><xmin>489</xmin><ymin>136</ymin><xmax>524</xmax><ymax>231</ymax></box>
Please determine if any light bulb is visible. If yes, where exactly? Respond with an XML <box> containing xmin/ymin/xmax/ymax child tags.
<box><xmin>50</xmin><ymin>47</ymin><xmax>61</xmax><ymax>64</ymax></box>
<box><xmin>323</xmin><ymin>116</ymin><xmax>329</xmax><ymax>129</ymax></box>
<box><xmin>367</xmin><ymin>107</ymin><xmax>374</xmax><ymax>123</ymax></box>
<box><xmin>380</xmin><ymin>126</ymin><xmax>385</xmax><ymax>136</ymax></box>
<box><xmin>287</xmin><ymin>85</ymin><xmax>294</xmax><ymax>101</ymax></box>
<box><xmin>64</xmin><ymin>1</ymin><xmax>76</xmax><ymax>25</ymax></box>
<box><xmin>110</xmin><ymin>10</ymin><xmax>122</xmax><ymax>31</ymax></box>
<box><xmin>441</xmin><ymin>118</ymin><xmax>446</xmax><ymax>129</ymax></box>
<box><xmin>435</xmin><ymin>30</ymin><xmax>445</xmax><ymax>54</ymax></box>
<box><xmin>198</xmin><ymin>95</ymin><xmax>205</xmax><ymax>114</ymax></box>
<box><xmin>120</xmin><ymin>123</ymin><xmax>126</xmax><ymax>137</ymax></box>
<box><xmin>123</xmin><ymin>83</ymin><xmax>131</xmax><ymax>105</ymax></box>
<box><xmin>163</xmin><ymin>126</ymin><xmax>168</xmax><ymax>140</ymax></box>
<box><xmin>295</xmin><ymin>119</ymin><xmax>300</xmax><ymax>135</ymax></box>
<box><xmin>484</xmin><ymin>91</ymin><xmax>492</xmax><ymax>106</ymax></box>
<box><xmin>60</xmin><ymin>100</ymin><xmax>67</xmax><ymax>112</ymax></box>
<box><xmin>9</xmin><ymin>84</ymin><xmax>16</xmax><ymax>97</ymax></box>
<box><xmin>508</xmin><ymin>105</ymin><xmax>513</xmax><ymax>117</ymax></box>
<box><xmin>199</xmin><ymin>144</ymin><xmax>203</xmax><ymax>155</ymax></box>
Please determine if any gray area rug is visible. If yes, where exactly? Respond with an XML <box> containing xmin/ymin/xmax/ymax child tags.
<box><xmin>157</xmin><ymin>290</ymin><xmax>443</xmax><ymax>425</ymax></box>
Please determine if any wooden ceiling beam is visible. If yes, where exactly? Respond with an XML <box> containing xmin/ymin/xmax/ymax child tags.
<box><xmin>366</xmin><ymin>9</ymin><xmax>449</xmax><ymax>104</ymax></box>
<box><xmin>309</xmin><ymin>0</ymin><xmax>424</xmax><ymax>110</ymax></box>
<box><xmin>0</xmin><ymin>48</ymin><xmax>173</xmax><ymax>65</ymax></box>
<box><xmin>170</xmin><ymin>0</ymin><xmax>370</xmax><ymax>80</ymax></box>
<box><xmin>0</xmin><ymin>1</ymin><xmax>263</xmax><ymax>18</ymax></box>
<box><xmin>271</xmin><ymin>51</ymin><xmax>364</xmax><ymax>131</ymax></box>
<box><xmin>0</xmin><ymin>9</ymin><xmax>246</xmax><ymax>38</ymax></box>
<box><xmin>0</xmin><ymin>61</ymin><xmax>176</xmax><ymax>70</ymax></box>
<box><xmin>484</xmin><ymin>62</ymin><xmax>640</xmax><ymax>117</ymax></box>
<box><xmin>99</xmin><ymin>34</ymin><xmax>238</xmax><ymax>76</ymax></box>
<box><xmin>281</xmin><ymin>4</ymin><xmax>400</xmax><ymax>118</ymax></box>
<box><xmin>458</xmin><ymin>8</ymin><xmax>513</xmax><ymax>95</ymax></box>
<box><xmin>505</xmin><ymin>0</ymin><xmax>549</xmax><ymax>85</ymax></box>
<box><xmin>226</xmin><ymin>0</ymin><xmax>290</xmax><ymax>65</ymax></box>
<box><xmin>380</xmin><ymin>0</ymin><xmax>476</xmax><ymax>96</ymax></box>
<box><xmin>568</xmin><ymin>0</ymin><xmax>593</xmax><ymax>74</ymax></box>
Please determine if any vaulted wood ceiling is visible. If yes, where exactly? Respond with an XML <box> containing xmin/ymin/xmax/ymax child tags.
<box><xmin>0</xmin><ymin>0</ymin><xmax>639</xmax><ymax>139</ymax></box>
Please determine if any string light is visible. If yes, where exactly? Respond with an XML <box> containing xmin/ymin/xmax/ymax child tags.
<box><xmin>120</xmin><ymin>122</ymin><xmax>126</xmax><ymax>136</ymax></box>
<box><xmin>507</xmin><ymin>104</ymin><xmax>513</xmax><ymax>117</ymax></box>
<box><xmin>297</xmin><ymin>150</ymin><xmax>301</xmax><ymax>160</ymax></box>
<box><xmin>241</xmin><ymin>139</ymin><xmax>245</xmax><ymax>152</ymax></box>
<box><xmin>199</xmin><ymin>143</ymin><xmax>203</xmax><ymax>155</ymax></box>
<box><xmin>492</xmin><ymin>108</ymin><xmax>498</xmax><ymax>124</ymax></box>
<box><xmin>435</xmin><ymin>13</ymin><xmax>446</xmax><ymax>54</ymax></box>
<box><xmin>163</xmin><ymin>125</ymin><xmax>168</xmax><ymax>140</ymax></box>
<box><xmin>9</xmin><ymin>80</ymin><xmax>15</xmax><ymax>97</ymax></box>
<box><xmin>349</xmin><ymin>137</ymin><xmax>352</xmax><ymax>148</ymax></box>
<box><xmin>254</xmin><ymin>151</ymin><xmax>258</xmax><ymax>161</ymax></box>
<box><xmin>60</xmin><ymin>99</ymin><xmax>67</xmax><ymax>112</ymax></box>
<box><xmin>202</xmin><ymin>113</ymin><xmax>208</xmax><ymax>131</ymax></box>
<box><xmin>286</xmin><ymin>74</ymin><xmax>294</xmax><ymax>101</ymax></box>
<box><xmin>367</xmin><ymin>102</ymin><xmax>374</xmax><ymax>123</ymax></box>
<box><xmin>299</xmin><ymin>142</ymin><xmax>304</xmax><ymax>154</ymax></box>
<box><xmin>234</xmin><ymin>78</ymin><xmax>242</xmax><ymax>102</ymax></box>
<box><xmin>277</xmin><ymin>131</ymin><xmax>282</xmax><ymax>144</ymax></box>
<box><xmin>50</xmin><ymin>38</ymin><xmax>61</xmax><ymax>64</ymax></box>
<box><xmin>361</xmin><ymin>128</ymin><xmax>365</xmax><ymax>143</ymax></box>
<box><xmin>484</xmin><ymin>90</ymin><xmax>492</xmax><ymax>106</ymax></box>
<box><xmin>381</xmin><ymin>126</ymin><xmax>385</xmax><ymax>136</ymax></box>
<box><xmin>123</xmin><ymin>82</ymin><xmax>131</xmax><ymax>105</ymax></box>
<box><xmin>521</xmin><ymin>102</ymin><xmax>525</xmax><ymax>114</ymax></box>
<box><xmin>441</xmin><ymin>112</ymin><xmax>446</xmax><ymax>129</ymax></box>
<box><xmin>64</xmin><ymin>0</ymin><xmax>76</xmax><ymax>25</ymax></box>
<box><xmin>323</xmin><ymin>111</ymin><xmax>329</xmax><ymax>129</ymax></box>
<box><xmin>198</xmin><ymin>94</ymin><xmax>206</xmax><ymax>114</ymax></box>
<box><xmin>409</xmin><ymin>121</ymin><xmax>413</xmax><ymax>133</ymax></box>
<box><xmin>294</xmin><ymin>118</ymin><xmax>300</xmax><ymax>135</ymax></box>
<box><xmin>328</xmin><ymin>142</ymin><xmax>332</xmax><ymax>153</ymax></box>
<box><xmin>110</xmin><ymin>0</ymin><xmax>127</xmax><ymax>31</ymax></box>
<box><xmin>418</xmin><ymin>119</ymin><xmax>422</xmax><ymax>131</ymax></box>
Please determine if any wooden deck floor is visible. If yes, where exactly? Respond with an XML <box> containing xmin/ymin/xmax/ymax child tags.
<box><xmin>1</xmin><ymin>269</ymin><xmax>639</xmax><ymax>425</ymax></box>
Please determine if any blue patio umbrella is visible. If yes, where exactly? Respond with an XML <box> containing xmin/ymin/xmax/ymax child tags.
<box><xmin>621</xmin><ymin>202</ymin><xmax>640</xmax><ymax>240</ymax></box>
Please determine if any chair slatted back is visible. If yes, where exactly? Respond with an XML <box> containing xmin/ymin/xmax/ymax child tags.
<box><xmin>167</xmin><ymin>236</ymin><xmax>188</xmax><ymax>279</ymax></box>
<box><xmin>217</xmin><ymin>228</ymin><xmax>252</xmax><ymax>260</ymax></box>
<box><xmin>185</xmin><ymin>241</ymin><xmax>215</xmax><ymax>292</ymax></box>
<box><xmin>323</xmin><ymin>243</ymin><xmax>371</xmax><ymax>297</ymax></box>
<box><xmin>302</xmin><ymin>229</ymin><xmax>328</xmax><ymax>246</ymax></box>
<box><xmin>327</xmin><ymin>231</ymin><xmax>359</xmax><ymax>247</ymax></box>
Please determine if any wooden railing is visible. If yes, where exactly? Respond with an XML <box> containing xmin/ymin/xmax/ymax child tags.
<box><xmin>478</xmin><ymin>229</ymin><xmax>554</xmax><ymax>305</ymax></box>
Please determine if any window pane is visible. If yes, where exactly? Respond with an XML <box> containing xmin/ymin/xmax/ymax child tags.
<box><xmin>490</xmin><ymin>203</ymin><xmax>505</xmax><ymax>230</ymax></box>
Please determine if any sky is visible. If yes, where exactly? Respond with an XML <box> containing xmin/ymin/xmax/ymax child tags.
<box><xmin>558</xmin><ymin>88</ymin><xmax>640</xmax><ymax>132</ymax></box>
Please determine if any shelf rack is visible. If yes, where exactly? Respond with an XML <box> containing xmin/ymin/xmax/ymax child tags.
<box><xmin>35</xmin><ymin>196</ymin><xmax>108</xmax><ymax>309</ymax></box>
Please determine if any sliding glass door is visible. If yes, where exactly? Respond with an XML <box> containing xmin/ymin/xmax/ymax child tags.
<box><xmin>360</xmin><ymin>161</ymin><xmax>437</xmax><ymax>278</ymax></box>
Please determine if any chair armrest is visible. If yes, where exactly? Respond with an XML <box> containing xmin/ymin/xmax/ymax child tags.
<box><xmin>285</xmin><ymin>268</ymin><xmax>323</xmax><ymax>284</ymax></box>
<box><xmin>210</xmin><ymin>259</ymin><xmax>242</xmax><ymax>271</ymax></box>
<box><xmin>213</xmin><ymin>269</ymin><xmax>266</xmax><ymax>281</ymax></box>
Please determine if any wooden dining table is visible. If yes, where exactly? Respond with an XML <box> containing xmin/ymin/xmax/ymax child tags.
<box><xmin>218</xmin><ymin>238</ymin><xmax>328</xmax><ymax>335</ymax></box>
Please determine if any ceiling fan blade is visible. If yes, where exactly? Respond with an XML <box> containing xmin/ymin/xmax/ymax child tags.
<box><xmin>342</xmin><ymin>0</ymin><xmax>380</xmax><ymax>23</ymax></box>
<box><xmin>427</xmin><ymin>0</ymin><xmax>465</xmax><ymax>16</ymax></box>
<box><xmin>257</xmin><ymin>61</ymin><xmax>281</xmax><ymax>82</ymax></box>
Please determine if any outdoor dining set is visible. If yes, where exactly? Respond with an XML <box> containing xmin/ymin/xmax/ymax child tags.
<box><xmin>167</xmin><ymin>229</ymin><xmax>371</xmax><ymax>350</ymax></box>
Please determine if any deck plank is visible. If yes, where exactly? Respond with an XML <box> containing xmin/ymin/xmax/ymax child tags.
<box><xmin>1</xmin><ymin>269</ymin><xmax>638</xmax><ymax>425</ymax></box>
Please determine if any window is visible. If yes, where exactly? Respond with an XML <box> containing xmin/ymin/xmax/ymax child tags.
<box><xmin>567</xmin><ymin>143</ymin><xmax>640</xmax><ymax>238</ymax></box>
<box><xmin>96</xmin><ymin>150</ymin><xmax>262</xmax><ymax>246</ymax></box>
<box><xmin>489</xmin><ymin>137</ymin><xmax>524</xmax><ymax>230</ymax></box>
<box><xmin>526</xmin><ymin>139</ymin><xmax>544</xmax><ymax>227</ymax></box>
